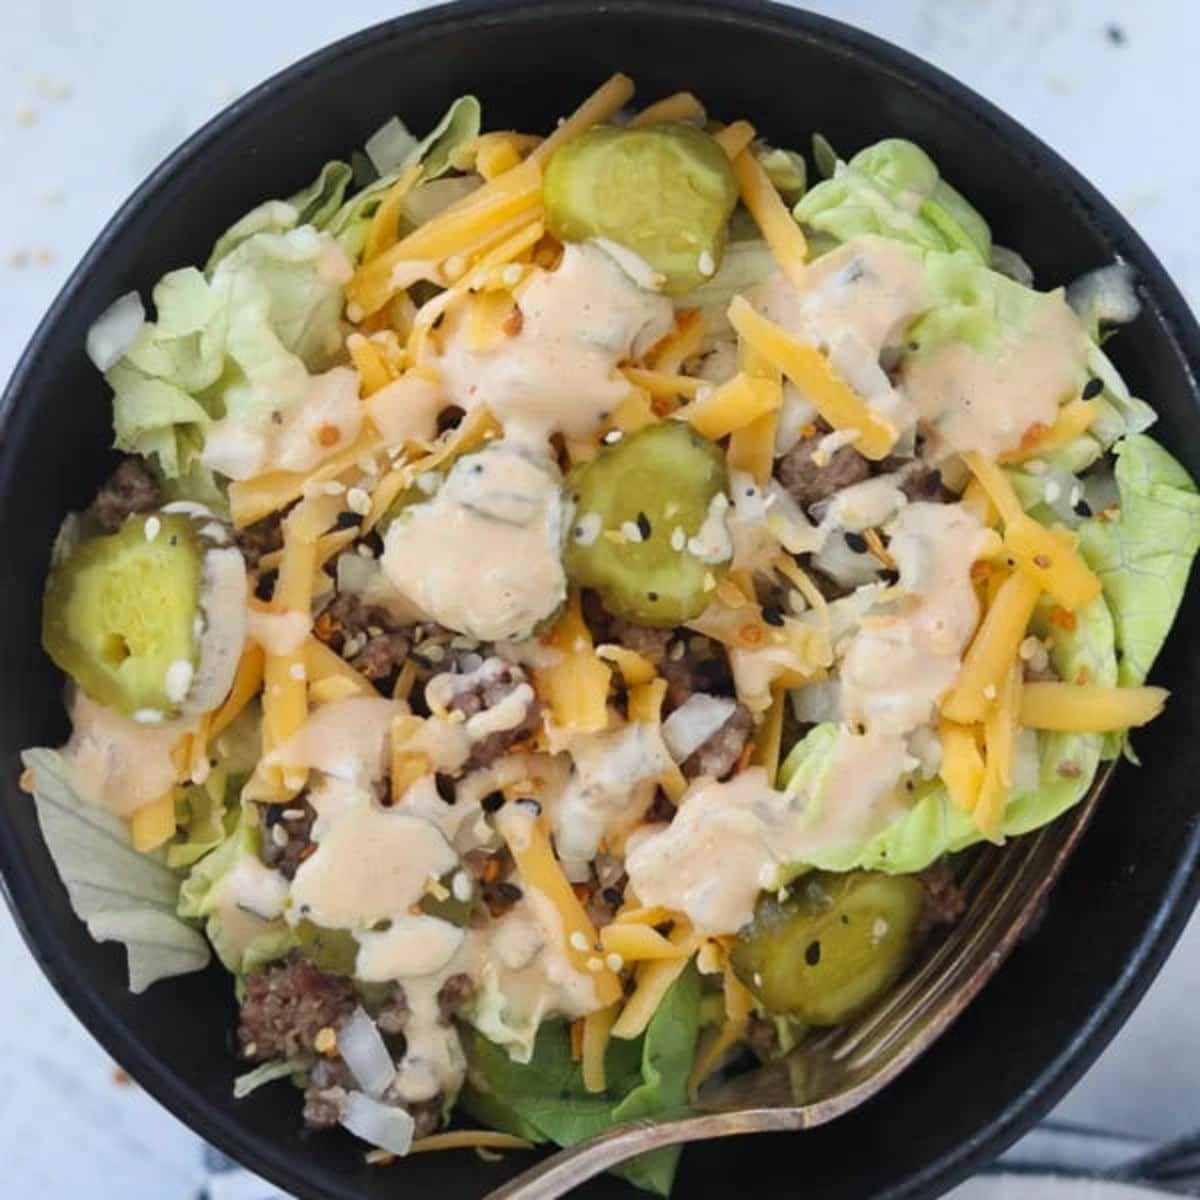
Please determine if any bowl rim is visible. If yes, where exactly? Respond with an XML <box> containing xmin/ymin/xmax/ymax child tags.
<box><xmin>2</xmin><ymin>1</ymin><xmax>1199</xmax><ymax>1197</ymax></box>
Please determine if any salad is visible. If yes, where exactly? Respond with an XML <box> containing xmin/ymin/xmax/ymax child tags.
<box><xmin>21</xmin><ymin>75</ymin><xmax>1200</xmax><ymax>1193</ymax></box>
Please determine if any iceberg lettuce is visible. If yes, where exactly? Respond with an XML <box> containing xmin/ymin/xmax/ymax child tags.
<box><xmin>795</xmin><ymin>138</ymin><xmax>990</xmax><ymax>263</ymax></box>
<box><xmin>21</xmin><ymin>747</ymin><xmax>211</xmax><ymax>992</ymax></box>
<box><xmin>461</xmin><ymin>966</ymin><xmax>701</xmax><ymax>1196</ymax></box>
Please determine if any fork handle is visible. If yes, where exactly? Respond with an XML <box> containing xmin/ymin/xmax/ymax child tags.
<box><xmin>484</xmin><ymin>1110</ymin><xmax>805</xmax><ymax>1200</ymax></box>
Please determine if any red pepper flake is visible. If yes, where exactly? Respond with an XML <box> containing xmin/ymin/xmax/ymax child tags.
<box><xmin>1033</xmin><ymin>553</ymin><xmax>1052</xmax><ymax>568</ymax></box>
<box><xmin>316</xmin><ymin>423</ymin><xmax>342</xmax><ymax>448</ymax></box>
<box><xmin>1075</xmin><ymin>666</ymin><xmax>1091</xmax><ymax>685</ymax></box>
<box><xmin>1048</xmin><ymin>606</ymin><xmax>1077</xmax><ymax>632</ymax></box>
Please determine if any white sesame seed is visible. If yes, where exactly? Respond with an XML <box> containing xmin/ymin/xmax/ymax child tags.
<box><xmin>1043</xmin><ymin>479</ymin><xmax>1062</xmax><ymax>504</ymax></box>
<box><xmin>284</xmin><ymin>772</ymin><xmax>306</xmax><ymax>791</ymax></box>
<box><xmin>695</xmin><ymin>385</ymin><xmax>713</xmax><ymax>403</ymax></box>
<box><xmin>193</xmin><ymin>614</ymin><xmax>206</xmax><ymax>639</ymax></box>
<box><xmin>164</xmin><ymin>659</ymin><xmax>194</xmax><ymax>704</ymax></box>
<box><xmin>603</xmin><ymin>430</ymin><xmax>623</xmax><ymax>444</ymax></box>
<box><xmin>271</xmin><ymin>824</ymin><xmax>290</xmax><ymax>848</ymax></box>
<box><xmin>323</xmin><ymin>480</ymin><xmax>346</xmax><ymax>495</ymax></box>
<box><xmin>132</xmin><ymin>708</ymin><xmax>164</xmax><ymax>724</ymax></box>
<box><xmin>451</xmin><ymin>871</ymin><xmax>472</xmax><ymax>902</ymax></box>
<box><xmin>346</xmin><ymin>486</ymin><xmax>371</xmax><ymax>515</ymax></box>
<box><xmin>753</xmin><ymin>972</ymin><xmax>763</xmax><ymax>989</ymax></box>
<box><xmin>346</xmin><ymin>302</ymin><xmax>364</xmax><ymax>323</ymax></box>
<box><xmin>983</xmin><ymin>683</ymin><xmax>998</xmax><ymax>700</ymax></box>
<box><xmin>569</xmin><ymin>930</ymin><xmax>590</xmax><ymax>952</ymax></box>
<box><xmin>356</xmin><ymin>543</ymin><xmax>376</xmax><ymax>559</ymax></box>
<box><xmin>620</xmin><ymin>520</ymin><xmax>644</xmax><ymax>542</ymax></box>
<box><xmin>670</xmin><ymin>526</ymin><xmax>686</xmax><ymax>551</ymax></box>
<box><xmin>502</xmin><ymin>264</ymin><xmax>523</xmax><ymax>287</ymax></box>
<box><xmin>586</xmin><ymin>956</ymin><xmax>604</xmax><ymax>973</ymax></box>
<box><xmin>143</xmin><ymin>516</ymin><xmax>161</xmax><ymax>542</ymax></box>
<box><xmin>697</xmin><ymin>249</ymin><xmax>715</xmax><ymax>277</ymax></box>
<box><xmin>282</xmin><ymin>808</ymin><xmax>306</xmax><ymax>820</ymax></box>
<box><xmin>1024</xmin><ymin>458</ymin><xmax>1046</xmax><ymax>476</ymax></box>
<box><xmin>1018</xmin><ymin>636</ymin><xmax>1039</xmax><ymax>661</ymax></box>
<box><xmin>605</xmin><ymin>953</ymin><xmax>624</xmax><ymax>972</ymax></box>
<box><xmin>871</xmin><ymin>917</ymin><xmax>890</xmax><ymax>942</ymax></box>
<box><xmin>289</xmin><ymin>662</ymin><xmax>307</xmax><ymax>681</ymax></box>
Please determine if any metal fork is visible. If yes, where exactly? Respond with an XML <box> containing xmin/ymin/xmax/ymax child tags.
<box><xmin>486</xmin><ymin>766</ymin><xmax>1110</xmax><ymax>1200</ymax></box>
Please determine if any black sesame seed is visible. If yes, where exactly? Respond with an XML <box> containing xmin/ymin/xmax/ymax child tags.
<box><xmin>1081</xmin><ymin>376</ymin><xmax>1104</xmax><ymax>400</ymax></box>
<box><xmin>602</xmin><ymin>887</ymin><xmax>623</xmax><ymax>906</ymax></box>
<box><xmin>804</xmin><ymin>940</ymin><xmax>822</xmax><ymax>966</ymax></box>
<box><xmin>437</xmin><ymin>406</ymin><xmax>465</xmax><ymax>435</ymax></box>
<box><xmin>498</xmin><ymin>881</ymin><xmax>524</xmax><ymax>902</ymax></box>
<box><xmin>434</xmin><ymin>773</ymin><xmax>457</xmax><ymax>805</ymax></box>
<box><xmin>843</xmin><ymin>531</ymin><xmax>869</xmax><ymax>554</ymax></box>
<box><xmin>636</xmin><ymin>512</ymin><xmax>652</xmax><ymax>540</ymax></box>
<box><xmin>905</xmin><ymin>779</ymin><xmax>915</xmax><ymax>792</ymax></box>
<box><xmin>1105</xmin><ymin>22</ymin><xmax>1126</xmax><ymax>46</ymax></box>
<box><xmin>647</xmin><ymin>591</ymin><xmax>659</xmax><ymax>602</ymax></box>
<box><xmin>481</xmin><ymin>791</ymin><xmax>506</xmax><ymax>813</ymax></box>
<box><xmin>1073</xmin><ymin>498</ymin><xmax>1093</xmax><ymax>518</ymax></box>
<box><xmin>335</xmin><ymin>510</ymin><xmax>360</xmax><ymax>529</ymax></box>
<box><xmin>360</xmin><ymin>530</ymin><xmax>384</xmax><ymax>556</ymax></box>
<box><xmin>254</xmin><ymin>568</ymin><xmax>278</xmax><ymax>602</ymax></box>
<box><xmin>840</xmin><ymin>913</ymin><xmax>850</xmax><ymax>926</ymax></box>
<box><xmin>263</xmin><ymin>805</ymin><xmax>284</xmax><ymax>827</ymax></box>
<box><xmin>762</xmin><ymin>606</ymin><xmax>785</xmax><ymax>627</ymax></box>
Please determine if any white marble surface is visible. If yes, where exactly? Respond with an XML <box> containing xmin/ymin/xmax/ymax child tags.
<box><xmin>1</xmin><ymin>1</ymin><xmax>1197</xmax><ymax>1196</ymax></box>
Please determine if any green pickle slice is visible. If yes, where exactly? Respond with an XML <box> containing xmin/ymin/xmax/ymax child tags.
<box><xmin>731</xmin><ymin>871</ymin><xmax>925</xmax><ymax>1026</ymax></box>
<box><xmin>544</xmin><ymin>122</ymin><xmax>738</xmax><ymax>294</ymax></box>
<box><xmin>42</xmin><ymin>512</ymin><xmax>203</xmax><ymax>718</ymax></box>
<box><xmin>564</xmin><ymin>422</ymin><xmax>731</xmax><ymax>627</ymax></box>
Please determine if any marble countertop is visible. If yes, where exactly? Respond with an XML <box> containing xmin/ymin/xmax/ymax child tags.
<box><xmin>1</xmin><ymin>1</ymin><xmax>1196</xmax><ymax>1196</ymax></box>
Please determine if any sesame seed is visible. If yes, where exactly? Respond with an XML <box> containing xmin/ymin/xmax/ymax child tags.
<box><xmin>289</xmin><ymin>662</ymin><xmax>307</xmax><ymax>681</ymax></box>
<box><xmin>569</xmin><ymin>931</ymin><xmax>590</xmax><ymax>952</ymax></box>
<box><xmin>282</xmin><ymin>808</ymin><xmax>306</xmax><ymax>820</ymax></box>
<box><xmin>762</xmin><ymin>606</ymin><xmax>785</xmax><ymax>627</ymax></box>
<box><xmin>670</xmin><ymin>526</ymin><xmax>686</xmax><ymax>551</ymax></box>
<box><xmin>284</xmin><ymin>772</ymin><xmax>306</xmax><ymax>791</ymax></box>
<box><xmin>983</xmin><ymin>683</ymin><xmax>997</xmax><ymax>700</ymax></box>
<box><xmin>586</xmin><ymin>956</ymin><xmax>604</xmax><ymax>973</ymax></box>
<box><xmin>1082</xmin><ymin>376</ymin><xmax>1104</xmax><ymax>400</ymax></box>
<box><xmin>451</xmin><ymin>871</ymin><xmax>473</xmax><ymax>902</ymax></box>
<box><xmin>605</xmin><ymin>953</ymin><xmax>624</xmax><ymax>972</ymax></box>
<box><xmin>1043</xmin><ymin>480</ymin><xmax>1062</xmax><ymax>504</ymax></box>
<box><xmin>271</xmin><ymin>824</ymin><xmax>290</xmax><ymax>848</ymax></box>
<box><xmin>620</xmin><ymin>519</ymin><xmax>644</xmax><ymax>542</ymax></box>
<box><xmin>1074</xmin><ymin>497</ymin><xmax>1093</xmax><ymax>518</ymax></box>
<box><xmin>164</xmin><ymin>659</ymin><xmax>194</xmax><ymax>704</ymax></box>
<box><xmin>335</xmin><ymin>510</ymin><xmax>360</xmax><ymax>529</ymax></box>
<box><xmin>346</xmin><ymin>486</ymin><xmax>371</xmax><ymax>515</ymax></box>
<box><xmin>143</xmin><ymin>516</ymin><xmax>161</xmax><ymax>542</ymax></box>
<box><xmin>697</xmin><ymin>249</ymin><xmax>715</xmax><ymax>277</ymax></box>
<box><xmin>871</xmin><ymin>917</ymin><xmax>889</xmax><ymax>942</ymax></box>
<box><xmin>843</xmin><ymin>531</ymin><xmax>869</xmax><ymax>553</ymax></box>
<box><xmin>356</xmin><ymin>543</ymin><xmax>376</xmax><ymax>559</ymax></box>
<box><xmin>636</xmin><ymin>512</ymin><xmax>652</xmax><ymax>540</ymax></box>
<box><xmin>502</xmin><ymin>264</ymin><xmax>523</xmax><ymax>287</ymax></box>
<box><xmin>323</xmin><ymin>480</ymin><xmax>346</xmax><ymax>495</ymax></box>
<box><xmin>133</xmin><ymin>708</ymin><xmax>164</xmax><ymax>725</ymax></box>
<box><xmin>604</xmin><ymin>430</ymin><xmax>623</xmax><ymax>444</ymax></box>
<box><xmin>481</xmin><ymin>791</ymin><xmax>505</xmax><ymax>813</ymax></box>
<box><xmin>1033</xmin><ymin>553</ymin><xmax>1052</xmax><ymax>568</ymax></box>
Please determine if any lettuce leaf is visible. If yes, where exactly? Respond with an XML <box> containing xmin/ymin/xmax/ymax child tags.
<box><xmin>795</xmin><ymin>138</ymin><xmax>990</xmax><ymax>263</ymax></box>
<box><xmin>778</xmin><ymin>587</ymin><xmax>1116</xmax><ymax>875</ymax></box>
<box><xmin>1078</xmin><ymin>434</ymin><xmax>1200</xmax><ymax>687</ymax></box>
<box><xmin>461</xmin><ymin>965</ymin><xmax>701</xmax><ymax>1195</ymax></box>
<box><xmin>233</xmin><ymin>1055</ymin><xmax>313</xmax><ymax>1100</ymax></box>
<box><xmin>165</xmin><ymin>767</ymin><xmax>233</xmax><ymax>870</ymax></box>
<box><xmin>21</xmin><ymin>747</ymin><xmax>211</xmax><ymax>992</ymax></box>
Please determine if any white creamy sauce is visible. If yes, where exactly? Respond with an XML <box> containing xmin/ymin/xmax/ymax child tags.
<box><xmin>62</xmin><ymin>690</ymin><xmax>195</xmax><ymax>817</ymax></box>
<box><xmin>202</xmin><ymin>365</ymin><xmax>363</xmax><ymax>481</ymax></box>
<box><xmin>289</xmin><ymin>798</ymin><xmax>458</xmax><ymax>930</ymax></box>
<box><xmin>246</xmin><ymin>608</ymin><xmax>311</xmax><ymax>656</ymax></box>
<box><xmin>264</xmin><ymin>696</ymin><xmax>398</xmax><ymax>783</ymax></box>
<box><xmin>380</xmin><ymin>441</ymin><xmax>567</xmax><ymax>641</ymax></box>
<box><xmin>902</xmin><ymin>291</ymin><xmax>1088</xmax><ymax>459</ymax></box>
<box><xmin>686</xmin><ymin>492</ymin><xmax>733</xmax><ymax>563</ymax></box>
<box><xmin>224</xmin><ymin>852</ymin><xmax>290</xmax><ymax>921</ymax></box>
<box><xmin>364</xmin><ymin>373</ymin><xmax>441</xmax><ymax>449</ymax></box>
<box><xmin>436</xmin><ymin>242</ymin><xmax>673</xmax><ymax>443</ymax></box>
<box><xmin>355</xmin><ymin>915</ymin><xmax>465</xmax><ymax>982</ymax></box>
<box><xmin>549</xmin><ymin>723</ymin><xmax>672</xmax><ymax>864</ymax></box>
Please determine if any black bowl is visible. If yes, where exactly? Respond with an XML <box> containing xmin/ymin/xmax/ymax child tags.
<box><xmin>2</xmin><ymin>2</ymin><xmax>1199</xmax><ymax>1197</ymax></box>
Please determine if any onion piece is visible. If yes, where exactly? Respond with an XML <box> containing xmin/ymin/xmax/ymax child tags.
<box><xmin>336</xmin><ymin>1008</ymin><xmax>396</xmax><ymax>1100</ymax></box>
<box><xmin>1067</xmin><ymin>262</ymin><xmax>1141</xmax><ymax>329</ymax></box>
<box><xmin>662</xmin><ymin>694</ymin><xmax>737</xmax><ymax>762</ymax></box>
<box><xmin>789</xmin><ymin>680</ymin><xmax>842</xmax><ymax>725</ymax></box>
<box><xmin>340</xmin><ymin>1091</ymin><xmax>415</xmax><ymax>1157</ymax></box>
<box><xmin>85</xmin><ymin>291</ymin><xmax>145</xmax><ymax>371</ymax></box>
<box><xmin>182</xmin><ymin>546</ymin><xmax>247</xmax><ymax>716</ymax></box>
<box><xmin>364</xmin><ymin>116</ymin><xmax>417</xmax><ymax>175</ymax></box>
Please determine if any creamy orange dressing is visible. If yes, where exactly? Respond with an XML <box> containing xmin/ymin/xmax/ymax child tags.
<box><xmin>902</xmin><ymin>291</ymin><xmax>1088</xmax><ymax>459</ymax></box>
<box><xmin>355</xmin><ymin>914</ymin><xmax>465</xmax><ymax>981</ymax></box>
<box><xmin>202</xmin><ymin>366</ymin><xmax>363</xmax><ymax>481</ymax></box>
<box><xmin>436</xmin><ymin>242</ymin><xmax>673</xmax><ymax>443</ymax></box>
<box><xmin>380</xmin><ymin>441</ymin><xmax>567</xmax><ymax>641</ymax></box>
<box><xmin>62</xmin><ymin>690</ymin><xmax>195</xmax><ymax>817</ymax></box>
<box><xmin>263</xmin><ymin>696</ymin><xmax>397</xmax><ymax>783</ymax></box>
<box><xmin>364</xmin><ymin>373</ymin><xmax>441</xmax><ymax>448</ymax></box>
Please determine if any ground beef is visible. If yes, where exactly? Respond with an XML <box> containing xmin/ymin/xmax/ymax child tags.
<box><xmin>916</xmin><ymin>860</ymin><xmax>967</xmax><ymax>936</ymax></box>
<box><xmin>238</xmin><ymin>957</ymin><xmax>357</xmax><ymax>1062</ymax></box>
<box><xmin>446</xmin><ymin>660</ymin><xmax>542</xmax><ymax>769</ymax></box>
<box><xmin>682</xmin><ymin>703</ymin><xmax>755</xmax><ymax>780</ymax></box>
<box><xmin>90</xmin><ymin>458</ymin><xmax>162</xmax><ymax>532</ymax></box>
<box><xmin>776</xmin><ymin>421</ymin><xmax>870</xmax><ymax>510</ymax></box>
<box><xmin>374</xmin><ymin>986</ymin><xmax>410</xmax><ymax>1035</ymax></box>
<box><xmin>436</xmin><ymin>973</ymin><xmax>475</xmax><ymax>1023</ymax></box>
<box><xmin>608</xmin><ymin>619</ymin><xmax>673</xmax><ymax>665</ymax></box>
<box><xmin>259</xmin><ymin>799</ymin><xmax>316</xmax><ymax>881</ymax></box>
<box><xmin>404</xmin><ymin>1096</ymin><xmax>445</xmax><ymax>1140</ymax></box>
<box><xmin>322</xmin><ymin>591</ymin><xmax>413</xmax><ymax>682</ymax></box>
<box><xmin>233</xmin><ymin>513</ymin><xmax>285</xmax><ymax>570</ymax></box>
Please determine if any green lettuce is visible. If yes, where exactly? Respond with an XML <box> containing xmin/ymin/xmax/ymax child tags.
<box><xmin>461</xmin><ymin>966</ymin><xmax>702</xmax><ymax>1196</ymax></box>
<box><xmin>1078</xmin><ymin>434</ymin><xmax>1200</xmax><ymax>687</ymax></box>
<box><xmin>165</xmin><ymin>767</ymin><xmax>234</xmax><ymax>870</ymax></box>
<box><xmin>20</xmin><ymin>747</ymin><xmax>211</xmax><ymax>992</ymax></box>
<box><xmin>177</xmin><ymin>809</ymin><xmax>288</xmax><ymax>973</ymax></box>
<box><xmin>795</xmin><ymin>138</ymin><xmax>990</xmax><ymax>263</ymax></box>
<box><xmin>778</xmin><ymin>586</ymin><xmax>1116</xmax><ymax>875</ymax></box>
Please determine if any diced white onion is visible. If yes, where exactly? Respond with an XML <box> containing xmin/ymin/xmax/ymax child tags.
<box><xmin>1067</xmin><ymin>262</ymin><xmax>1141</xmax><ymax>328</ymax></box>
<box><xmin>364</xmin><ymin>116</ymin><xmax>418</xmax><ymax>175</ymax></box>
<box><xmin>340</xmin><ymin>1090</ymin><xmax>415</xmax><ymax>1157</ymax></box>
<box><xmin>85</xmin><ymin>291</ymin><xmax>145</xmax><ymax>371</ymax></box>
<box><xmin>336</xmin><ymin>1008</ymin><xmax>396</xmax><ymax>1100</ymax></box>
<box><xmin>789</xmin><ymin>681</ymin><xmax>842</xmax><ymax>725</ymax></box>
<box><xmin>662</xmin><ymin>693</ymin><xmax>737</xmax><ymax>762</ymax></box>
<box><xmin>1012</xmin><ymin>727</ymin><xmax>1042</xmax><ymax>794</ymax></box>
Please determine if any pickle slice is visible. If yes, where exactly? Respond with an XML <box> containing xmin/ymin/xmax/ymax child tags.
<box><xmin>544</xmin><ymin>123</ymin><xmax>738</xmax><ymax>294</ymax></box>
<box><xmin>730</xmin><ymin>871</ymin><xmax>924</xmax><ymax>1025</ymax></box>
<box><xmin>563</xmin><ymin>422</ymin><xmax>730</xmax><ymax>627</ymax></box>
<box><xmin>42</xmin><ymin>512</ymin><xmax>204</xmax><ymax>718</ymax></box>
<box><xmin>295</xmin><ymin>919</ymin><xmax>359</xmax><ymax>977</ymax></box>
